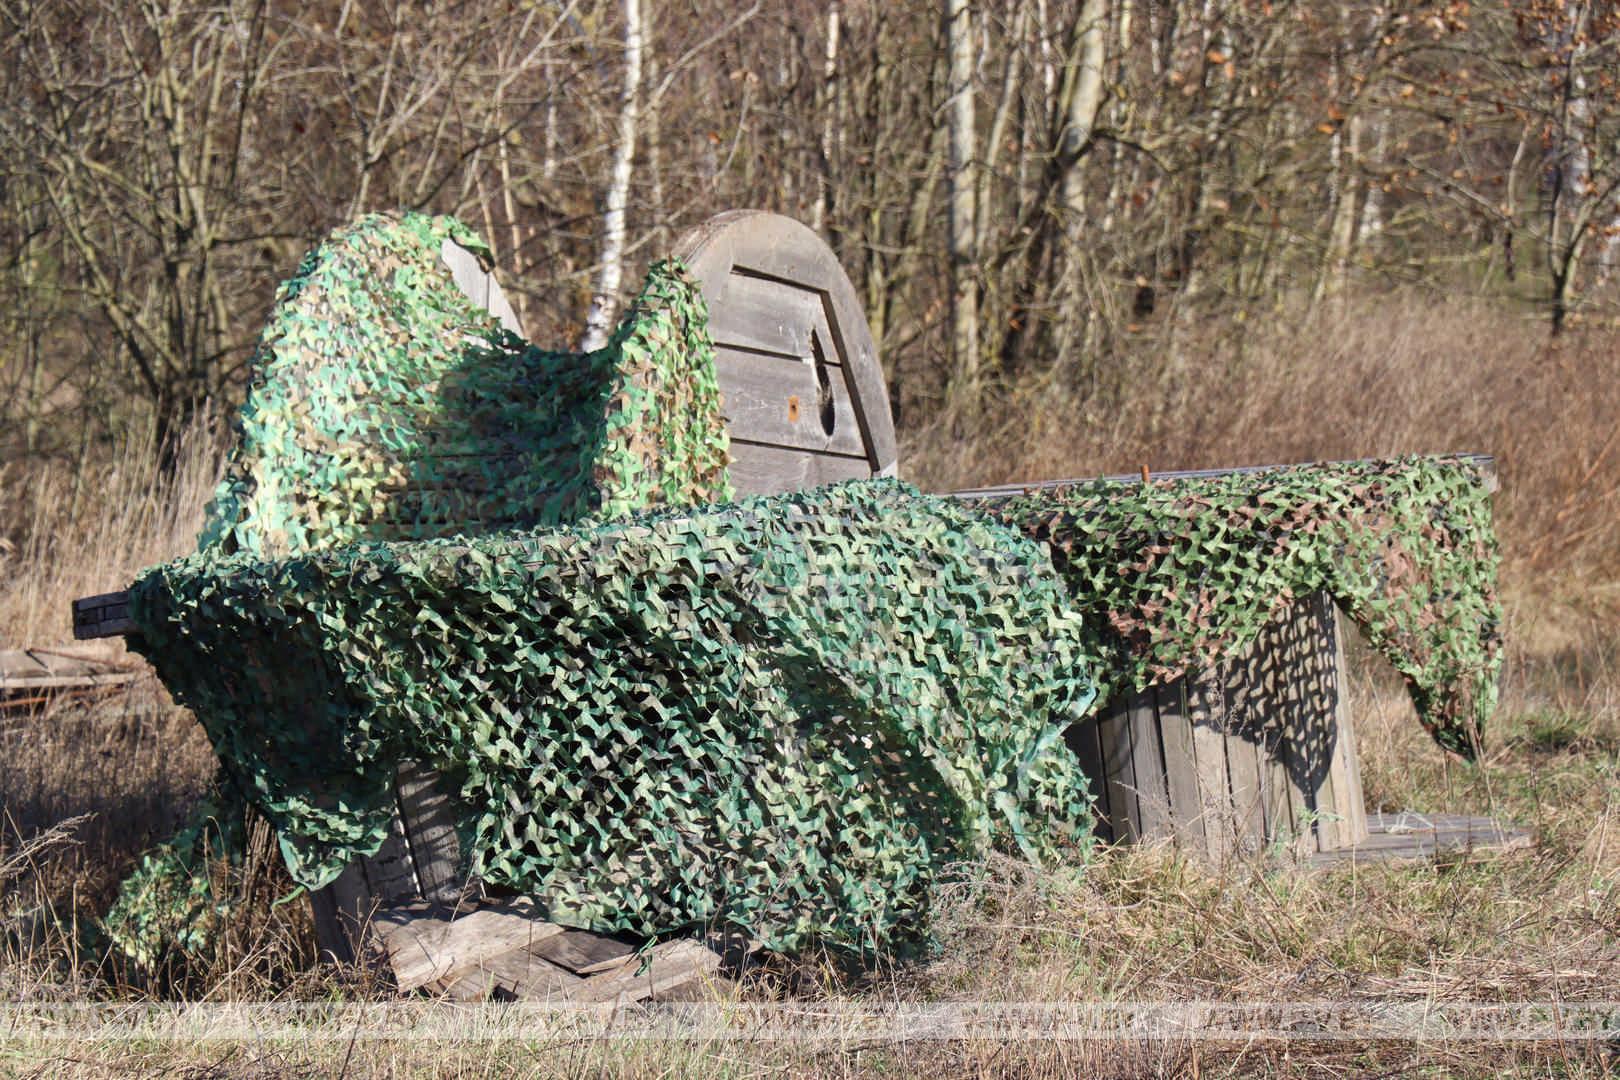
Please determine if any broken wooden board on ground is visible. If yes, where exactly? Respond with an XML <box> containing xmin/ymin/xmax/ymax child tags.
<box><xmin>0</xmin><ymin>644</ymin><xmax>142</xmax><ymax>711</ymax></box>
<box><xmin>373</xmin><ymin>899</ymin><xmax>728</xmax><ymax>1004</ymax></box>
<box><xmin>1308</xmin><ymin>812</ymin><xmax>1533</xmax><ymax>867</ymax></box>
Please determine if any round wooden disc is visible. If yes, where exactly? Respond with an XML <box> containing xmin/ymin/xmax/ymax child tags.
<box><xmin>675</xmin><ymin>211</ymin><xmax>898</xmax><ymax>496</ymax></box>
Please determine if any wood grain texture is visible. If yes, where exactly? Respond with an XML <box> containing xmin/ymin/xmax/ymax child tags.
<box><xmin>375</xmin><ymin>899</ymin><xmax>566</xmax><ymax>992</ymax></box>
<box><xmin>566</xmin><ymin>939</ymin><xmax>724</xmax><ymax>1005</ymax></box>
<box><xmin>441</xmin><ymin>948</ymin><xmax>582</xmax><ymax>1002</ymax></box>
<box><xmin>394</xmin><ymin>761</ymin><xmax>462</xmax><ymax>905</ymax></box>
<box><xmin>310</xmin><ymin>861</ymin><xmax>370</xmax><ymax>965</ymax></box>
<box><xmin>715</xmin><ymin>346</ymin><xmax>867</xmax><ymax>457</ymax></box>
<box><xmin>706</xmin><ymin>273</ymin><xmax>821</xmax><ymax>359</ymax></box>
<box><xmin>1065</xmin><ymin>717</ymin><xmax>1108</xmax><ymax>836</ymax></box>
<box><xmin>1308</xmin><ymin>812</ymin><xmax>1531</xmax><ymax>866</ymax></box>
<box><xmin>725</xmin><ymin>441</ymin><xmax>872</xmax><ymax>495</ymax></box>
<box><xmin>1128</xmin><ymin>689</ymin><xmax>1170</xmax><ymax>839</ymax></box>
<box><xmin>0</xmin><ymin>647</ymin><xmax>139</xmax><ymax>692</ymax></box>
<box><xmin>1097</xmin><ymin>695</ymin><xmax>1138</xmax><ymax>842</ymax></box>
<box><xmin>1326</xmin><ymin>604</ymin><xmax>1369</xmax><ymax>845</ymax></box>
<box><xmin>1156</xmin><ymin>682</ymin><xmax>1207</xmax><ymax>851</ymax></box>
<box><xmin>531</xmin><ymin>928</ymin><xmax>638</xmax><ymax>975</ymax></box>
<box><xmin>1188</xmin><ymin>681</ymin><xmax>1235</xmax><ymax>862</ymax></box>
<box><xmin>1081</xmin><ymin>592</ymin><xmax>1374</xmax><ymax>863</ymax></box>
<box><xmin>675</xmin><ymin>211</ymin><xmax>898</xmax><ymax>490</ymax></box>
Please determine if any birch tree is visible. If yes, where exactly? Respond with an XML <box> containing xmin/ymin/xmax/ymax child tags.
<box><xmin>581</xmin><ymin>0</ymin><xmax>644</xmax><ymax>351</ymax></box>
<box><xmin>945</xmin><ymin>0</ymin><xmax>980</xmax><ymax>402</ymax></box>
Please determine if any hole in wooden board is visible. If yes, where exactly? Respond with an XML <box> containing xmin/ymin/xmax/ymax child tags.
<box><xmin>787</xmin><ymin>395</ymin><xmax>800</xmax><ymax>423</ymax></box>
<box><xmin>812</xmin><ymin>334</ymin><xmax>836</xmax><ymax>436</ymax></box>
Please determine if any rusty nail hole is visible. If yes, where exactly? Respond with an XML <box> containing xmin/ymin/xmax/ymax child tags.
<box><xmin>788</xmin><ymin>395</ymin><xmax>800</xmax><ymax>423</ymax></box>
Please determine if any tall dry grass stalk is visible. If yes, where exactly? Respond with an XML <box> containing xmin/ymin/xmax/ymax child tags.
<box><xmin>0</xmin><ymin>420</ymin><xmax>226</xmax><ymax>647</ymax></box>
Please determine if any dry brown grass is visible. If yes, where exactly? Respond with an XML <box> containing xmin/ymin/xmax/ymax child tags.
<box><xmin>2</xmin><ymin>290</ymin><xmax>1618</xmax><ymax>1075</ymax></box>
<box><xmin>0</xmin><ymin>419</ymin><xmax>225</xmax><ymax>648</ymax></box>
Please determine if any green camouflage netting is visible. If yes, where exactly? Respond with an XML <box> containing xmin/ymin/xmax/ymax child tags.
<box><xmin>108</xmin><ymin>209</ymin><xmax>1503</xmax><ymax>961</ymax></box>
<box><xmin>201</xmin><ymin>210</ymin><xmax>731</xmax><ymax>560</ymax></box>
<box><xmin>106</xmin><ymin>208</ymin><xmax>733</xmax><ymax>963</ymax></box>
<box><xmin>131</xmin><ymin>481</ymin><xmax>1100</xmax><ymax>952</ymax></box>
<box><xmin>987</xmin><ymin>456</ymin><xmax>1501</xmax><ymax>757</ymax></box>
<box><xmin>99</xmin><ymin>796</ymin><xmax>240</xmax><ymax>972</ymax></box>
<box><xmin>123</xmin><ymin>459</ymin><xmax>1502</xmax><ymax>951</ymax></box>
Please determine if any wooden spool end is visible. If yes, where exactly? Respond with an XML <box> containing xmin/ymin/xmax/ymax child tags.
<box><xmin>675</xmin><ymin>210</ymin><xmax>897</xmax><ymax>495</ymax></box>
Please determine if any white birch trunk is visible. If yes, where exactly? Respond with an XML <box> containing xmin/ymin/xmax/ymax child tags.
<box><xmin>1061</xmin><ymin>0</ymin><xmax>1107</xmax><ymax>222</ymax></box>
<box><xmin>812</xmin><ymin>0</ymin><xmax>840</xmax><ymax>234</ymax></box>
<box><xmin>581</xmin><ymin>0</ymin><xmax>643</xmax><ymax>352</ymax></box>
<box><xmin>945</xmin><ymin>0</ymin><xmax>979</xmax><ymax>397</ymax></box>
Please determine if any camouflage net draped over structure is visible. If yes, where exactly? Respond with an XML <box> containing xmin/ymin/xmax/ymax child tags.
<box><xmin>109</xmin><ymin>210</ymin><xmax>1503</xmax><ymax>960</ymax></box>
<box><xmin>987</xmin><ymin>457</ymin><xmax>1501</xmax><ymax>756</ymax></box>
<box><xmin>130</xmin><ymin>482</ymin><xmax>1100</xmax><ymax>952</ymax></box>
<box><xmin>107</xmin><ymin>209</ymin><xmax>734</xmax><ymax>964</ymax></box>
<box><xmin>201</xmin><ymin>210</ymin><xmax>731</xmax><ymax>560</ymax></box>
<box><xmin>125</xmin><ymin>461</ymin><xmax>1501</xmax><ymax>951</ymax></box>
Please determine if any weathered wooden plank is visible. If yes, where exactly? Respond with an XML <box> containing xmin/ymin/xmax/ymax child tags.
<box><xmin>1187</xmin><ymin>681</ymin><xmax>1236</xmax><ymax>861</ymax></box>
<box><xmin>1259</xmin><ymin>678</ymin><xmax>1298</xmax><ymax>851</ymax></box>
<box><xmin>726</xmin><ymin>441</ymin><xmax>873</xmax><ymax>496</ymax></box>
<box><xmin>1223</xmin><ymin>716</ymin><xmax>1266</xmax><ymax>856</ymax></box>
<box><xmin>307</xmin><ymin>880</ymin><xmax>351</xmax><ymax>964</ymax></box>
<box><xmin>1129</xmin><ymin>688</ymin><xmax>1171</xmax><ymax>839</ymax></box>
<box><xmin>313</xmin><ymin>861</ymin><xmax>371</xmax><ymax>964</ymax></box>
<box><xmin>1156</xmin><ymin>682</ymin><xmax>1207</xmax><ymax>852</ymax></box>
<box><xmin>440</xmin><ymin>238</ymin><xmax>523</xmax><ymax>337</ymax></box>
<box><xmin>1</xmin><ymin>646</ymin><xmax>127</xmax><ymax>684</ymax></box>
<box><xmin>715</xmin><ymin>347</ymin><xmax>868</xmax><ymax>458</ymax></box>
<box><xmin>1065</xmin><ymin>716</ymin><xmax>1108</xmax><ymax>833</ymax></box>
<box><xmin>531</xmin><ymin>928</ymin><xmax>638</xmax><ymax>975</ymax></box>
<box><xmin>1326</xmin><ymin>605</ymin><xmax>1369</xmax><ymax>846</ymax></box>
<box><xmin>0</xmin><ymin>670</ymin><xmax>140</xmax><ymax>692</ymax></box>
<box><xmin>374</xmin><ymin>900</ymin><xmax>566</xmax><ymax>993</ymax></box>
<box><xmin>1283</xmin><ymin>592</ymin><xmax>1334</xmax><ymax>854</ymax></box>
<box><xmin>360</xmin><ymin>819</ymin><xmax>422</xmax><ymax>909</ymax></box>
<box><xmin>441</xmin><ymin>947</ymin><xmax>583</xmax><ymax>1002</ymax></box>
<box><xmin>1097</xmin><ymin>695</ymin><xmax>1138</xmax><ymax>842</ymax></box>
<box><xmin>676</xmin><ymin>211</ymin><xmax>898</xmax><ymax>481</ymax></box>
<box><xmin>310</xmin><ymin>822</ymin><xmax>423</xmax><ymax>962</ymax></box>
<box><xmin>1309</xmin><ymin>812</ymin><xmax>1531</xmax><ymax>866</ymax></box>
<box><xmin>394</xmin><ymin>761</ymin><xmax>462</xmax><ymax>905</ymax></box>
<box><xmin>705</xmin><ymin>272</ymin><xmax>821</xmax><ymax>360</ymax></box>
<box><xmin>1268</xmin><ymin>599</ymin><xmax>1313</xmax><ymax>852</ymax></box>
<box><xmin>569</xmin><ymin>939</ymin><xmax>724</xmax><ymax>1005</ymax></box>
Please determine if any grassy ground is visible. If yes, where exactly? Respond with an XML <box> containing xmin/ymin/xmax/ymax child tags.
<box><xmin>2</xmin><ymin>293</ymin><xmax>1618</xmax><ymax>1076</ymax></box>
